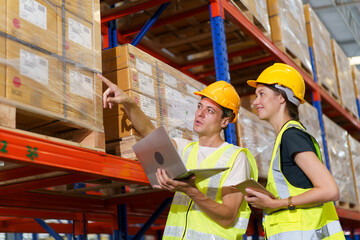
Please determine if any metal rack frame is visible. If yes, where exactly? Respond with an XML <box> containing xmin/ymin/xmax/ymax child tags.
<box><xmin>1</xmin><ymin>0</ymin><xmax>360</xmax><ymax>239</ymax></box>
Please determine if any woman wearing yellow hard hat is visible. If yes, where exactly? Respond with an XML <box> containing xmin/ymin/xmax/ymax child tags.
<box><xmin>245</xmin><ymin>63</ymin><xmax>345</xmax><ymax>239</ymax></box>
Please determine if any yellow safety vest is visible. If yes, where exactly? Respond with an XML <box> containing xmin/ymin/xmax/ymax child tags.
<box><xmin>163</xmin><ymin>142</ymin><xmax>258</xmax><ymax>240</ymax></box>
<box><xmin>264</xmin><ymin>120</ymin><xmax>345</xmax><ymax>240</ymax></box>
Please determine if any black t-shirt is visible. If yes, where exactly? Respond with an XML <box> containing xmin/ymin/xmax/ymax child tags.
<box><xmin>280</xmin><ymin>127</ymin><xmax>317</xmax><ymax>189</ymax></box>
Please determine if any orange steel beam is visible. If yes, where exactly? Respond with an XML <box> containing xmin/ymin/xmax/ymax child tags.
<box><xmin>0</xmin><ymin>192</ymin><xmax>112</xmax><ymax>214</ymax></box>
<box><xmin>0</xmin><ymin>127</ymin><xmax>149</xmax><ymax>184</ymax></box>
<box><xmin>0</xmin><ymin>174</ymin><xmax>95</xmax><ymax>196</ymax></box>
<box><xmin>101</xmin><ymin>0</ymin><xmax>171</xmax><ymax>23</ymax></box>
<box><xmin>220</xmin><ymin>0</ymin><xmax>360</xmax><ymax>131</ymax></box>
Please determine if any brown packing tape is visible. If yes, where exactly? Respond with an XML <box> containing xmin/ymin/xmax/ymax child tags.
<box><xmin>5</xmin><ymin>38</ymin><xmax>63</xmax><ymax>114</ymax></box>
<box><xmin>7</xmin><ymin>0</ymin><xmax>61</xmax><ymax>55</ymax></box>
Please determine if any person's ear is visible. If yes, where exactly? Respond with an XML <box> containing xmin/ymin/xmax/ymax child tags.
<box><xmin>279</xmin><ymin>94</ymin><xmax>286</xmax><ymax>104</ymax></box>
<box><xmin>221</xmin><ymin>117</ymin><xmax>230</xmax><ymax>128</ymax></box>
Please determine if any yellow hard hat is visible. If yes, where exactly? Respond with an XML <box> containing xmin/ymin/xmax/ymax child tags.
<box><xmin>194</xmin><ymin>81</ymin><xmax>240</xmax><ymax>123</ymax></box>
<box><xmin>247</xmin><ymin>63</ymin><xmax>305</xmax><ymax>105</ymax></box>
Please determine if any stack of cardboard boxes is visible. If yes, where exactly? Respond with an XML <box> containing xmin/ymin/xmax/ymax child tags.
<box><xmin>102</xmin><ymin>44</ymin><xmax>205</xmax><ymax>159</ymax></box>
<box><xmin>1</xmin><ymin>0</ymin><xmax>103</xmax><ymax>131</ymax></box>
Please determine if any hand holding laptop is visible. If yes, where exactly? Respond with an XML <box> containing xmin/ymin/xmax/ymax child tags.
<box><xmin>132</xmin><ymin>126</ymin><xmax>229</xmax><ymax>186</ymax></box>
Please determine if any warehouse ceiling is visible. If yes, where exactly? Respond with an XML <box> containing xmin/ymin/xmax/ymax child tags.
<box><xmin>303</xmin><ymin>0</ymin><xmax>360</xmax><ymax>58</ymax></box>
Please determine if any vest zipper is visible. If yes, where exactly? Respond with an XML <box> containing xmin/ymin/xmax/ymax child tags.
<box><xmin>181</xmin><ymin>200</ymin><xmax>193</xmax><ymax>240</ymax></box>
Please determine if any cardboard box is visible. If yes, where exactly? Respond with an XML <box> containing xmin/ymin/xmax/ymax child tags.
<box><xmin>332</xmin><ymin>39</ymin><xmax>358</xmax><ymax>117</ymax></box>
<box><xmin>104</xmin><ymin>113</ymin><xmax>159</xmax><ymax>142</ymax></box>
<box><xmin>104</xmin><ymin>67</ymin><xmax>159</xmax><ymax>99</ymax></box>
<box><xmin>103</xmin><ymin>90</ymin><xmax>161</xmax><ymax>121</ymax></box>
<box><xmin>106</xmin><ymin>135</ymin><xmax>142</xmax><ymax>160</ymax></box>
<box><xmin>160</xmin><ymin>85</ymin><xmax>198</xmax><ymax>131</ymax></box>
<box><xmin>268</xmin><ymin>0</ymin><xmax>311</xmax><ymax>71</ymax></box>
<box><xmin>323</xmin><ymin>115</ymin><xmax>357</xmax><ymax>205</ymax></box>
<box><xmin>348</xmin><ymin>134</ymin><xmax>360</xmax><ymax>207</ymax></box>
<box><xmin>65</xmin><ymin>0</ymin><xmax>94</xmax><ymax>23</ymax></box>
<box><xmin>304</xmin><ymin>4</ymin><xmax>338</xmax><ymax>100</ymax></box>
<box><xmin>93</xmin><ymin>0</ymin><xmax>102</xmax><ymax>73</ymax></box>
<box><xmin>0</xmin><ymin>36</ymin><xmax>5</xmax><ymax>98</ymax></box>
<box><xmin>65</xmin><ymin>11</ymin><xmax>96</xmax><ymax>70</ymax></box>
<box><xmin>0</xmin><ymin>0</ymin><xmax>5</xmax><ymax>33</ymax></box>
<box><xmin>5</xmin><ymin>39</ymin><xmax>62</xmax><ymax>114</ymax></box>
<box><xmin>65</xmin><ymin>63</ymin><xmax>103</xmax><ymax>128</ymax></box>
<box><xmin>352</xmin><ymin>65</ymin><xmax>360</xmax><ymax>99</ymax></box>
<box><xmin>102</xmin><ymin>44</ymin><xmax>157</xmax><ymax>77</ymax></box>
<box><xmin>7</xmin><ymin>0</ymin><xmax>61</xmax><ymax>55</ymax></box>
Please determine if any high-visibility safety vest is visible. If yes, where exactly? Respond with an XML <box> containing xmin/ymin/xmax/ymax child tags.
<box><xmin>163</xmin><ymin>142</ymin><xmax>258</xmax><ymax>240</ymax></box>
<box><xmin>264</xmin><ymin>120</ymin><xmax>345</xmax><ymax>240</ymax></box>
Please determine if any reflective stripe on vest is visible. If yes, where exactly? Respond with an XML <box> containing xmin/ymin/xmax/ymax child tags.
<box><xmin>271</xmin><ymin>123</ymin><xmax>298</xmax><ymax>199</ymax></box>
<box><xmin>164</xmin><ymin>226</ymin><xmax>227</xmax><ymax>240</ymax></box>
<box><xmin>267</xmin><ymin>220</ymin><xmax>344</xmax><ymax>240</ymax></box>
<box><xmin>265</xmin><ymin>121</ymin><xmax>345</xmax><ymax>240</ymax></box>
<box><xmin>163</xmin><ymin>142</ymin><xmax>256</xmax><ymax>239</ymax></box>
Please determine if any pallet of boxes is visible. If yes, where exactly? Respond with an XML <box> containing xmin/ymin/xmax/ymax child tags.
<box><xmin>0</xmin><ymin>0</ymin><xmax>104</xmax><ymax>150</ymax></box>
<box><xmin>102</xmin><ymin>44</ymin><xmax>204</xmax><ymax>161</ymax></box>
<box><xmin>268</xmin><ymin>0</ymin><xmax>312</xmax><ymax>76</ymax></box>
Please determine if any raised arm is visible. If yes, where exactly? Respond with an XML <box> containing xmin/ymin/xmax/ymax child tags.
<box><xmin>98</xmin><ymin>73</ymin><xmax>156</xmax><ymax>137</ymax></box>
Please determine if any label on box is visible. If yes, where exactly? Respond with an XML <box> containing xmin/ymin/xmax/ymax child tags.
<box><xmin>19</xmin><ymin>0</ymin><xmax>47</xmax><ymax>30</ymax></box>
<box><xmin>136</xmin><ymin>58</ymin><xmax>152</xmax><ymax>76</ymax></box>
<box><xmin>138</xmin><ymin>72</ymin><xmax>155</xmax><ymax>97</ymax></box>
<box><xmin>139</xmin><ymin>94</ymin><xmax>157</xmax><ymax>119</ymax></box>
<box><xmin>186</xmin><ymin>84</ymin><xmax>198</xmax><ymax>96</ymax></box>
<box><xmin>68</xmin><ymin>18</ymin><xmax>92</xmax><ymax>49</ymax></box>
<box><xmin>20</xmin><ymin>49</ymin><xmax>49</xmax><ymax>85</ymax></box>
<box><xmin>163</xmin><ymin>72</ymin><xmax>177</xmax><ymax>86</ymax></box>
<box><xmin>169</xmin><ymin>128</ymin><xmax>183</xmax><ymax>139</ymax></box>
<box><xmin>69</xmin><ymin>69</ymin><xmax>93</xmax><ymax>99</ymax></box>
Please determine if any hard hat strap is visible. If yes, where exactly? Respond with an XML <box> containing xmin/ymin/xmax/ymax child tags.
<box><xmin>274</xmin><ymin>84</ymin><xmax>300</xmax><ymax>107</ymax></box>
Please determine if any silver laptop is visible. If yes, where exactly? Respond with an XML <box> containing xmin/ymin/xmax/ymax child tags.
<box><xmin>132</xmin><ymin>126</ymin><xmax>229</xmax><ymax>186</ymax></box>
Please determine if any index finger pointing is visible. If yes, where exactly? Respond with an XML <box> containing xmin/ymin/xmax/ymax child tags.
<box><xmin>97</xmin><ymin>73</ymin><xmax>113</xmax><ymax>87</ymax></box>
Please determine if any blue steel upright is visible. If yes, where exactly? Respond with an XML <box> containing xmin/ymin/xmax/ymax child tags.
<box><xmin>209</xmin><ymin>1</ymin><xmax>238</xmax><ymax>145</ymax></box>
<box><xmin>309</xmin><ymin>47</ymin><xmax>331</xmax><ymax>172</ymax></box>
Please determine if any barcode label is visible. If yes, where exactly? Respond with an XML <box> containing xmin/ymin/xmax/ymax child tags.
<box><xmin>38</xmin><ymin>5</ymin><xmax>45</xmax><ymax>12</ymax></box>
<box><xmin>83</xmin><ymin>26</ymin><xmax>90</xmax><ymax>34</ymax></box>
<box><xmin>39</xmin><ymin>58</ymin><xmax>47</xmax><ymax>66</ymax></box>
<box><xmin>85</xmin><ymin>77</ymin><xmax>91</xmax><ymax>83</ymax></box>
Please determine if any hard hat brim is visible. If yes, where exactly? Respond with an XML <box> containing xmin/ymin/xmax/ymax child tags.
<box><xmin>247</xmin><ymin>80</ymin><xmax>258</xmax><ymax>88</ymax></box>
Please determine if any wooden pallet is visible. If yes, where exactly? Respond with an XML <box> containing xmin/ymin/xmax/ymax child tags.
<box><xmin>106</xmin><ymin>135</ymin><xmax>141</xmax><ymax>160</ymax></box>
<box><xmin>318</xmin><ymin>82</ymin><xmax>341</xmax><ymax>105</ymax></box>
<box><xmin>234</xmin><ymin>0</ymin><xmax>270</xmax><ymax>38</ymax></box>
<box><xmin>336</xmin><ymin>200</ymin><xmax>359</xmax><ymax>211</ymax></box>
<box><xmin>0</xmin><ymin>100</ymin><xmax>105</xmax><ymax>151</ymax></box>
<box><xmin>275</xmin><ymin>42</ymin><xmax>313</xmax><ymax>77</ymax></box>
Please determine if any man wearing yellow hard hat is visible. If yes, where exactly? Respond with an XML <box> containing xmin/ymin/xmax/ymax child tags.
<box><xmin>99</xmin><ymin>73</ymin><xmax>258</xmax><ymax>240</ymax></box>
<box><xmin>244</xmin><ymin>63</ymin><xmax>345</xmax><ymax>240</ymax></box>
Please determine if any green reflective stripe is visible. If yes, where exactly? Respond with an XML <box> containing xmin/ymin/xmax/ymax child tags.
<box><xmin>183</xmin><ymin>142</ymin><xmax>195</xmax><ymax>165</ymax></box>
<box><xmin>172</xmin><ymin>192</ymin><xmax>190</xmax><ymax>206</ymax></box>
<box><xmin>163</xmin><ymin>225</ymin><xmax>184</xmax><ymax>238</ymax></box>
<box><xmin>185</xmin><ymin>229</ymin><xmax>227</xmax><ymax>240</ymax></box>
<box><xmin>233</xmin><ymin>217</ymin><xmax>249</xmax><ymax>230</ymax></box>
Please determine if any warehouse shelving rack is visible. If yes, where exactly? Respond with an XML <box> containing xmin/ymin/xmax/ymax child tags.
<box><xmin>1</xmin><ymin>0</ymin><xmax>360</xmax><ymax>239</ymax></box>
